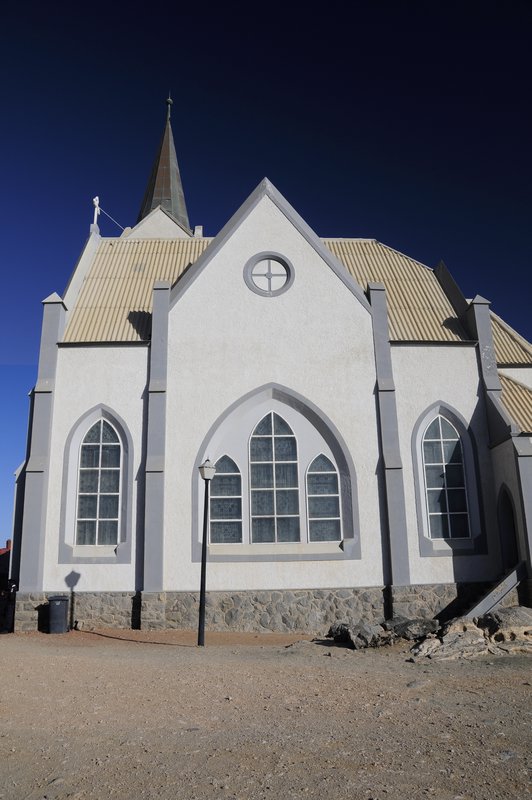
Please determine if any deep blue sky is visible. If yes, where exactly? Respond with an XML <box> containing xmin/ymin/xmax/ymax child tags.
<box><xmin>1</xmin><ymin>1</ymin><xmax>531</xmax><ymax>540</ymax></box>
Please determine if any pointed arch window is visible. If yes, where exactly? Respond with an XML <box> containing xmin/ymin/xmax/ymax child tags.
<box><xmin>76</xmin><ymin>420</ymin><xmax>121</xmax><ymax>546</ymax></box>
<box><xmin>249</xmin><ymin>412</ymin><xmax>300</xmax><ymax>542</ymax></box>
<box><xmin>307</xmin><ymin>455</ymin><xmax>342</xmax><ymax>542</ymax></box>
<box><xmin>210</xmin><ymin>456</ymin><xmax>242</xmax><ymax>544</ymax></box>
<box><xmin>422</xmin><ymin>415</ymin><xmax>470</xmax><ymax>539</ymax></box>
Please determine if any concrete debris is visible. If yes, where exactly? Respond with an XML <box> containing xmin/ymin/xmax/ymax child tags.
<box><xmin>411</xmin><ymin>606</ymin><xmax>532</xmax><ymax>661</ymax></box>
<box><xmin>476</xmin><ymin>606</ymin><xmax>532</xmax><ymax>642</ymax></box>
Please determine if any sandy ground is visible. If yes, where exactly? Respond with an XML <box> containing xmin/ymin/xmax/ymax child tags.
<box><xmin>0</xmin><ymin>629</ymin><xmax>530</xmax><ymax>800</ymax></box>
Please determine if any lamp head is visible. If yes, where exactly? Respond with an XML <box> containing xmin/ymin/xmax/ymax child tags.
<box><xmin>199</xmin><ymin>459</ymin><xmax>216</xmax><ymax>481</ymax></box>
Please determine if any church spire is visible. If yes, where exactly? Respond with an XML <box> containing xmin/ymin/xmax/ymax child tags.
<box><xmin>137</xmin><ymin>95</ymin><xmax>191</xmax><ymax>231</ymax></box>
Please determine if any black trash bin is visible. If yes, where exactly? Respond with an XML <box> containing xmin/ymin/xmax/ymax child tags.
<box><xmin>48</xmin><ymin>595</ymin><xmax>69</xmax><ymax>633</ymax></box>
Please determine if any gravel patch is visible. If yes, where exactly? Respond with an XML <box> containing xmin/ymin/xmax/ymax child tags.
<box><xmin>0</xmin><ymin>630</ymin><xmax>530</xmax><ymax>799</ymax></box>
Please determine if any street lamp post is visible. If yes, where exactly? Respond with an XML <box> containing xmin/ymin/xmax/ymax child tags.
<box><xmin>198</xmin><ymin>459</ymin><xmax>216</xmax><ymax>646</ymax></box>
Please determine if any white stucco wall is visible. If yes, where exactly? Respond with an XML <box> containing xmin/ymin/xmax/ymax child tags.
<box><xmin>128</xmin><ymin>207</ymin><xmax>191</xmax><ymax>239</ymax></box>
<box><xmin>164</xmin><ymin>195</ymin><xmax>383</xmax><ymax>591</ymax></box>
<box><xmin>42</xmin><ymin>346</ymin><xmax>148</xmax><ymax>591</ymax></box>
<box><xmin>392</xmin><ymin>344</ymin><xmax>501</xmax><ymax>584</ymax></box>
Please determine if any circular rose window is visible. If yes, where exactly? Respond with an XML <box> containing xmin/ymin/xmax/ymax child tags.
<box><xmin>244</xmin><ymin>253</ymin><xmax>294</xmax><ymax>297</ymax></box>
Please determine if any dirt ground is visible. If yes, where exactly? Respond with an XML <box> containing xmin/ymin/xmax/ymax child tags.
<box><xmin>0</xmin><ymin>629</ymin><xmax>530</xmax><ymax>800</ymax></box>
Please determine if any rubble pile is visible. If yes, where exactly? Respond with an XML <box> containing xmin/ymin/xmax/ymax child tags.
<box><xmin>326</xmin><ymin>616</ymin><xmax>439</xmax><ymax>650</ymax></box>
<box><xmin>325</xmin><ymin>605</ymin><xmax>532</xmax><ymax>660</ymax></box>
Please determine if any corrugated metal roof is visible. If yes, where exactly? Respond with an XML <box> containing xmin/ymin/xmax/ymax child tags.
<box><xmin>63</xmin><ymin>238</ymin><xmax>212</xmax><ymax>343</ymax></box>
<box><xmin>491</xmin><ymin>312</ymin><xmax>532</xmax><ymax>366</ymax></box>
<box><xmin>63</xmin><ymin>237</ymin><xmax>470</xmax><ymax>344</ymax></box>
<box><xmin>325</xmin><ymin>240</ymin><xmax>467</xmax><ymax>342</ymax></box>
<box><xmin>500</xmin><ymin>375</ymin><xmax>532</xmax><ymax>434</ymax></box>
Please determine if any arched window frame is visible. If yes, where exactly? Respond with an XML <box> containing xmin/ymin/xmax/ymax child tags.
<box><xmin>306</xmin><ymin>454</ymin><xmax>342</xmax><ymax>542</ymax></box>
<box><xmin>209</xmin><ymin>455</ymin><xmax>243</xmax><ymax>544</ymax></box>
<box><xmin>193</xmin><ymin>385</ymin><xmax>360</xmax><ymax>562</ymax></box>
<box><xmin>75</xmin><ymin>419</ymin><xmax>122</xmax><ymax>547</ymax></box>
<box><xmin>249</xmin><ymin>412</ymin><xmax>301</xmax><ymax>544</ymax></box>
<box><xmin>412</xmin><ymin>403</ymin><xmax>485</xmax><ymax>557</ymax></box>
<box><xmin>59</xmin><ymin>406</ymin><xmax>133</xmax><ymax>563</ymax></box>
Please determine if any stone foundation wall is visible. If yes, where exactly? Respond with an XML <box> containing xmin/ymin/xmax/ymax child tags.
<box><xmin>14</xmin><ymin>592</ymin><xmax>136</xmax><ymax>632</ymax></box>
<box><xmin>13</xmin><ymin>593</ymin><xmax>48</xmax><ymax>632</ymax></box>
<box><xmin>14</xmin><ymin>582</ymin><xmax>526</xmax><ymax>634</ymax></box>
<box><xmin>392</xmin><ymin>583</ymin><xmax>490</xmax><ymax>621</ymax></box>
<box><xmin>142</xmin><ymin>588</ymin><xmax>385</xmax><ymax>633</ymax></box>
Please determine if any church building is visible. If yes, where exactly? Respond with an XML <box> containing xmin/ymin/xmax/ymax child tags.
<box><xmin>10</xmin><ymin>101</ymin><xmax>532</xmax><ymax>631</ymax></box>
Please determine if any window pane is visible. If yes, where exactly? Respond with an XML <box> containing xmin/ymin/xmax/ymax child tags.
<box><xmin>309</xmin><ymin>454</ymin><xmax>335</xmax><ymax>472</ymax></box>
<box><xmin>309</xmin><ymin>519</ymin><xmax>341</xmax><ymax>542</ymax></box>
<box><xmin>274</xmin><ymin>437</ymin><xmax>297</xmax><ymax>461</ymax></box>
<box><xmin>102</xmin><ymin>421</ymin><xmax>119</xmax><ymax>443</ymax></box>
<box><xmin>443</xmin><ymin>441</ymin><xmax>462</xmax><ymax>464</ymax></box>
<box><xmin>98</xmin><ymin>520</ymin><xmax>118</xmax><ymax>545</ymax></box>
<box><xmin>251</xmin><ymin>463</ymin><xmax>273</xmax><ymax>488</ymax></box>
<box><xmin>99</xmin><ymin>495</ymin><xmax>119</xmax><ymax>519</ymax></box>
<box><xmin>427</xmin><ymin>489</ymin><xmax>447</xmax><ymax>513</ymax></box>
<box><xmin>449</xmin><ymin>514</ymin><xmax>469</xmax><ymax>539</ymax></box>
<box><xmin>445</xmin><ymin>464</ymin><xmax>465</xmax><ymax>488</ymax></box>
<box><xmin>76</xmin><ymin>520</ymin><xmax>96</xmax><ymax>545</ymax></box>
<box><xmin>447</xmin><ymin>489</ymin><xmax>467</xmax><ymax>512</ymax></box>
<box><xmin>210</xmin><ymin>498</ymin><xmax>242</xmax><ymax>520</ymax></box>
<box><xmin>276</xmin><ymin>489</ymin><xmax>299</xmax><ymax>515</ymax></box>
<box><xmin>253</xmin><ymin>274</ymin><xmax>270</xmax><ymax>291</ymax></box>
<box><xmin>79</xmin><ymin>470</ymin><xmax>99</xmax><ymax>492</ymax></box>
<box><xmin>80</xmin><ymin>445</ymin><xmax>99</xmax><ymax>468</ymax></box>
<box><xmin>84</xmin><ymin>422</ymin><xmax>101</xmax><ymax>443</ymax></box>
<box><xmin>426</xmin><ymin>466</ymin><xmax>445</xmax><ymax>488</ymax></box>
<box><xmin>251</xmin><ymin>490</ymin><xmax>274</xmax><ymax>516</ymax></box>
<box><xmin>252</xmin><ymin>517</ymin><xmax>275</xmax><ymax>543</ymax></box>
<box><xmin>273</xmin><ymin>414</ymin><xmax>292</xmax><ymax>435</ymax></box>
<box><xmin>309</xmin><ymin>496</ymin><xmax>340</xmax><ymax>518</ymax></box>
<box><xmin>423</xmin><ymin>414</ymin><xmax>470</xmax><ymax>541</ymax></box>
<box><xmin>440</xmin><ymin>418</ymin><xmax>459</xmax><ymax>440</ymax></box>
<box><xmin>250</xmin><ymin>412</ymin><xmax>301</xmax><ymax>543</ymax></box>
<box><xmin>101</xmin><ymin>445</ymin><xmax>120</xmax><ymax>468</ymax></box>
<box><xmin>275</xmin><ymin>463</ymin><xmax>298</xmax><ymax>488</ymax></box>
<box><xmin>254</xmin><ymin>415</ymin><xmax>272</xmax><ymax>435</ymax></box>
<box><xmin>429</xmin><ymin>515</ymin><xmax>448</xmax><ymax>539</ymax></box>
<box><xmin>211</xmin><ymin>474</ymin><xmax>241</xmax><ymax>496</ymax></box>
<box><xmin>252</xmin><ymin>261</ymin><xmax>269</xmax><ymax>277</ymax></box>
<box><xmin>423</xmin><ymin>441</ymin><xmax>442</xmax><ymax>464</ymax></box>
<box><xmin>215</xmin><ymin>455</ymin><xmax>239</xmax><ymax>473</ymax></box>
<box><xmin>270</xmin><ymin>274</ymin><xmax>286</xmax><ymax>292</ymax></box>
<box><xmin>250</xmin><ymin>437</ymin><xmax>273</xmax><ymax>462</ymax></box>
<box><xmin>77</xmin><ymin>495</ymin><xmax>97</xmax><ymax>519</ymax></box>
<box><xmin>307</xmin><ymin>473</ymin><xmax>338</xmax><ymax>495</ymax></box>
<box><xmin>210</xmin><ymin>521</ymin><xmax>242</xmax><ymax>544</ymax></box>
<box><xmin>277</xmin><ymin>517</ymin><xmax>300</xmax><ymax>542</ymax></box>
<box><xmin>424</xmin><ymin>418</ymin><xmax>440</xmax><ymax>439</ymax></box>
<box><xmin>100</xmin><ymin>470</ymin><xmax>120</xmax><ymax>493</ymax></box>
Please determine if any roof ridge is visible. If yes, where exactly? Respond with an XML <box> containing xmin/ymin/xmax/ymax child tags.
<box><xmin>321</xmin><ymin>237</ymin><xmax>376</xmax><ymax>243</ymax></box>
<box><xmin>373</xmin><ymin>241</ymin><xmax>433</xmax><ymax>271</ymax></box>
<box><xmin>500</xmin><ymin>372</ymin><xmax>532</xmax><ymax>392</ymax></box>
<box><xmin>491</xmin><ymin>310</ymin><xmax>532</xmax><ymax>352</ymax></box>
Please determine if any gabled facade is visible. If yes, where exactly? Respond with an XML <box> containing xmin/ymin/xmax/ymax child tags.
<box><xmin>11</xmin><ymin>107</ymin><xmax>532</xmax><ymax>631</ymax></box>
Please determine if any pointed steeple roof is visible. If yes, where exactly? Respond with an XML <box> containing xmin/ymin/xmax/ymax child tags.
<box><xmin>137</xmin><ymin>96</ymin><xmax>190</xmax><ymax>231</ymax></box>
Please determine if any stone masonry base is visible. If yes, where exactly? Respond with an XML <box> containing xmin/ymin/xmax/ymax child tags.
<box><xmin>13</xmin><ymin>582</ymin><xmax>522</xmax><ymax>633</ymax></box>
